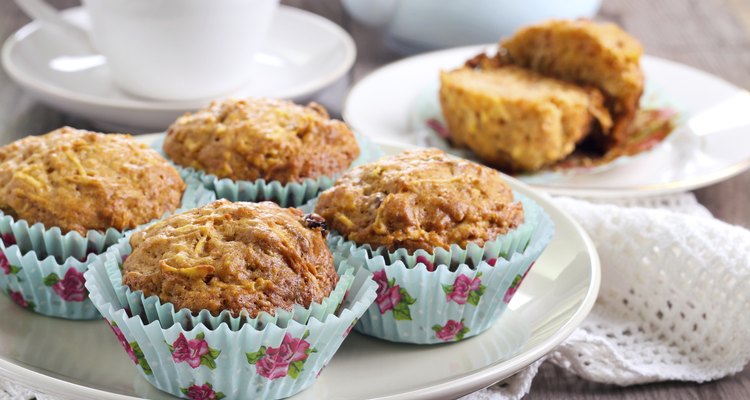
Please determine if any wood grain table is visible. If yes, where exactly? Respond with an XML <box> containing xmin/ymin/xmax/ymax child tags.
<box><xmin>0</xmin><ymin>0</ymin><xmax>748</xmax><ymax>399</ymax></box>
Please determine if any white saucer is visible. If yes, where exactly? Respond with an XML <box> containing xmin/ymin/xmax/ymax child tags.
<box><xmin>344</xmin><ymin>45</ymin><xmax>750</xmax><ymax>198</ymax></box>
<box><xmin>1</xmin><ymin>6</ymin><xmax>356</xmax><ymax>131</ymax></box>
<box><xmin>0</xmin><ymin>136</ymin><xmax>599</xmax><ymax>400</ymax></box>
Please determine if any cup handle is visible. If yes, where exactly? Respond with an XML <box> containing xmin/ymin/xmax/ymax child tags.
<box><xmin>13</xmin><ymin>0</ymin><xmax>93</xmax><ymax>49</ymax></box>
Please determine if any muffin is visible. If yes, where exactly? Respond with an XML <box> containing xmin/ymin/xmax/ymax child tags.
<box><xmin>0</xmin><ymin>126</ymin><xmax>185</xmax><ymax>235</ymax></box>
<box><xmin>315</xmin><ymin>149</ymin><xmax>554</xmax><ymax>344</ymax></box>
<box><xmin>440</xmin><ymin>65</ymin><xmax>612</xmax><ymax>172</ymax></box>
<box><xmin>500</xmin><ymin>19</ymin><xmax>644</xmax><ymax>149</ymax></box>
<box><xmin>0</xmin><ymin>127</ymin><xmax>214</xmax><ymax>321</ymax></box>
<box><xmin>85</xmin><ymin>202</ymin><xmax>377</xmax><ymax>399</ymax></box>
<box><xmin>122</xmin><ymin>199</ymin><xmax>338</xmax><ymax>317</ymax></box>
<box><xmin>315</xmin><ymin>148</ymin><xmax>524</xmax><ymax>253</ymax></box>
<box><xmin>164</xmin><ymin>98</ymin><xmax>360</xmax><ymax>184</ymax></box>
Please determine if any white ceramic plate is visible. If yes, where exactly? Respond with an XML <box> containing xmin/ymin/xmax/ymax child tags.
<box><xmin>343</xmin><ymin>45</ymin><xmax>750</xmax><ymax>198</ymax></box>
<box><xmin>1</xmin><ymin>6</ymin><xmax>356</xmax><ymax>131</ymax></box>
<box><xmin>0</xmin><ymin>135</ymin><xmax>599</xmax><ymax>400</ymax></box>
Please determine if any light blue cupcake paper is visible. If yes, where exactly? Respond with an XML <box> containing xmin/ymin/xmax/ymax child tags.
<box><xmin>0</xmin><ymin>246</ymin><xmax>99</xmax><ymax>319</ymax></box>
<box><xmin>85</xmin><ymin>245</ymin><xmax>377</xmax><ymax>400</ymax></box>
<box><xmin>154</xmin><ymin>132</ymin><xmax>384</xmax><ymax>207</ymax></box>
<box><xmin>0</xmin><ymin>177</ymin><xmax>215</xmax><ymax>320</ymax></box>
<box><xmin>323</xmin><ymin>194</ymin><xmax>555</xmax><ymax>344</ymax></box>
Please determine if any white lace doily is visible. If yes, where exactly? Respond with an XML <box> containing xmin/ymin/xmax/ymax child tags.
<box><xmin>467</xmin><ymin>193</ymin><xmax>750</xmax><ymax>399</ymax></box>
<box><xmin>2</xmin><ymin>193</ymin><xmax>748</xmax><ymax>400</ymax></box>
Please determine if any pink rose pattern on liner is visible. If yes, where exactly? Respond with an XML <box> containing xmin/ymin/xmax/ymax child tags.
<box><xmin>0</xmin><ymin>252</ymin><xmax>20</xmax><ymax>275</ymax></box>
<box><xmin>343</xmin><ymin>319</ymin><xmax>358</xmax><ymax>337</ymax></box>
<box><xmin>8</xmin><ymin>289</ymin><xmax>33</xmax><ymax>310</ymax></box>
<box><xmin>246</xmin><ymin>332</ymin><xmax>317</xmax><ymax>380</ymax></box>
<box><xmin>110</xmin><ymin>323</ymin><xmax>137</xmax><ymax>363</ymax></box>
<box><xmin>433</xmin><ymin>319</ymin><xmax>470</xmax><ymax>342</ymax></box>
<box><xmin>108</xmin><ymin>321</ymin><xmax>152</xmax><ymax>375</ymax></box>
<box><xmin>373</xmin><ymin>269</ymin><xmax>415</xmax><ymax>320</ymax></box>
<box><xmin>0</xmin><ymin>253</ymin><xmax>9</xmax><ymax>275</ymax></box>
<box><xmin>77</xmin><ymin>245</ymin><xmax>99</xmax><ymax>262</ymax></box>
<box><xmin>504</xmin><ymin>262</ymin><xmax>535</xmax><ymax>304</ymax></box>
<box><xmin>415</xmin><ymin>255</ymin><xmax>436</xmax><ymax>272</ymax></box>
<box><xmin>443</xmin><ymin>273</ymin><xmax>486</xmax><ymax>305</ymax></box>
<box><xmin>169</xmin><ymin>332</ymin><xmax>221</xmax><ymax>369</ymax></box>
<box><xmin>180</xmin><ymin>383</ymin><xmax>225</xmax><ymax>400</ymax></box>
<box><xmin>1</xmin><ymin>233</ymin><xmax>15</xmax><ymax>247</ymax></box>
<box><xmin>43</xmin><ymin>268</ymin><xmax>87</xmax><ymax>302</ymax></box>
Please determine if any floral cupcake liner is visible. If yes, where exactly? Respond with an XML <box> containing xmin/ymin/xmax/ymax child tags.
<box><xmin>85</xmin><ymin>248</ymin><xmax>377</xmax><ymax>400</ymax></box>
<box><xmin>154</xmin><ymin>132</ymin><xmax>384</xmax><ymax>208</ymax></box>
<box><xmin>0</xmin><ymin>175</ymin><xmax>216</xmax><ymax>263</ymax></box>
<box><xmin>0</xmin><ymin>177</ymin><xmax>215</xmax><ymax>320</ymax></box>
<box><xmin>0</xmin><ymin>246</ymin><xmax>98</xmax><ymax>319</ymax></box>
<box><xmin>326</xmin><ymin>194</ymin><xmax>554</xmax><ymax>344</ymax></box>
<box><xmin>103</xmin><ymin>233</ymin><xmax>356</xmax><ymax>330</ymax></box>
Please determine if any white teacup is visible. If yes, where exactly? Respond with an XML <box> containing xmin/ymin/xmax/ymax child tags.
<box><xmin>15</xmin><ymin>0</ymin><xmax>280</xmax><ymax>101</ymax></box>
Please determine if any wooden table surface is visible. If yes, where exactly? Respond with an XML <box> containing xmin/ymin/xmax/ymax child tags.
<box><xmin>0</xmin><ymin>0</ymin><xmax>748</xmax><ymax>399</ymax></box>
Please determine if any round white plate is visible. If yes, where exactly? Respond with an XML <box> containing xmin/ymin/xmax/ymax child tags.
<box><xmin>1</xmin><ymin>6</ymin><xmax>356</xmax><ymax>131</ymax></box>
<box><xmin>343</xmin><ymin>45</ymin><xmax>750</xmax><ymax>198</ymax></box>
<box><xmin>0</xmin><ymin>136</ymin><xmax>599</xmax><ymax>400</ymax></box>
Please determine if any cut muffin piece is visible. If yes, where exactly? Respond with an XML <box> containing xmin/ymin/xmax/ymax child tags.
<box><xmin>0</xmin><ymin>127</ymin><xmax>185</xmax><ymax>235</ymax></box>
<box><xmin>122</xmin><ymin>199</ymin><xmax>338</xmax><ymax>317</ymax></box>
<box><xmin>315</xmin><ymin>148</ymin><xmax>524</xmax><ymax>253</ymax></box>
<box><xmin>163</xmin><ymin>97</ymin><xmax>360</xmax><ymax>184</ymax></box>
<box><xmin>500</xmin><ymin>19</ymin><xmax>644</xmax><ymax>149</ymax></box>
<box><xmin>440</xmin><ymin>65</ymin><xmax>612</xmax><ymax>172</ymax></box>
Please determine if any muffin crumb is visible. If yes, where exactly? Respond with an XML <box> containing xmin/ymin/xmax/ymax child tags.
<box><xmin>122</xmin><ymin>200</ymin><xmax>339</xmax><ymax>317</ymax></box>
<box><xmin>315</xmin><ymin>149</ymin><xmax>524</xmax><ymax>253</ymax></box>
<box><xmin>0</xmin><ymin>127</ymin><xmax>184</xmax><ymax>234</ymax></box>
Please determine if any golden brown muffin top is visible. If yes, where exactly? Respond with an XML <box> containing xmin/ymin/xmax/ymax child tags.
<box><xmin>0</xmin><ymin>127</ymin><xmax>185</xmax><ymax>235</ymax></box>
<box><xmin>163</xmin><ymin>98</ymin><xmax>360</xmax><ymax>184</ymax></box>
<box><xmin>439</xmin><ymin>65</ymin><xmax>613</xmax><ymax>172</ymax></box>
<box><xmin>315</xmin><ymin>149</ymin><xmax>524</xmax><ymax>253</ymax></box>
<box><xmin>500</xmin><ymin>19</ymin><xmax>644</xmax><ymax>146</ymax></box>
<box><xmin>441</xmin><ymin>65</ymin><xmax>612</xmax><ymax>130</ymax></box>
<box><xmin>501</xmin><ymin>19</ymin><xmax>643</xmax><ymax>93</ymax></box>
<box><xmin>122</xmin><ymin>199</ymin><xmax>338</xmax><ymax>317</ymax></box>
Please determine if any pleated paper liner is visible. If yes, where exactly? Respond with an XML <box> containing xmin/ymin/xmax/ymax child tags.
<box><xmin>323</xmin><ymin>194</ymin><xmax>555</xmax><ymax>344</ymax></box>
<box><xmin>0</xmin><ymin>177</ymin><xmax>215</xmax><ymax>319</ymax></box>
<box><xmin>0</xmin><ymin>246</ymin><xmax>99</xmax><ymax>319</ymax></box>
<box><xmin>154</xmin><ymin>132</ymin><xmax>384</xmax><ymax>207</ymax></box>
<box><xmin>85</xmin><ymin>245</ymin><xmax>377</xmax><ymax>400</ymax></box>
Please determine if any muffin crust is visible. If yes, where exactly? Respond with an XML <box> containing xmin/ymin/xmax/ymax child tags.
<box><xmin>315</xmin><ymin>149</ymin><xmax>524</xmax><ymax>253</ymax></box>
<box><xmin>0</xmin><ymin>127</ymin><xmax>184</xmax><ymax>235</ymax></box>
<box><xmin>122</xmin><ymin>200</ymin><xmax>338</xmax><ymax>317</ymax></box>
<box><xmin>164</xmin><ymin>98</ymin><xmax>360</xmax><ymax>183</ymax></box>
<box><xmin>501</xmin><ymin>19</ymin><xmax>644</xmax><ymax>149</ymax></box>
<box><xmin>440</xmin><ymin>65</ymin><xmax>612</xmax><ymax>172</ymax></box>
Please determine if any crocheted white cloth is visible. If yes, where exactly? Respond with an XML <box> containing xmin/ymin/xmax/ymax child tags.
<box><xmin>2</xmin><ymin>193</ymin><xmax>748</xmax><ymax>399</ymax></box>
<box><xmin>466</xmin><ymin>193</ymin><xmax>750</xmax><ymax>400</ymax></box>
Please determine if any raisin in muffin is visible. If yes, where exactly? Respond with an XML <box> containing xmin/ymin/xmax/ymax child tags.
<box><xmin>163</xmin><ymin>98</ymin><xmax>360</xmax><ymax>183</ymax></box>
<box><xmin>440</xmin><ymin>65</ymin><xmax>612</xmax><ymax>172</ymax></box>
<box><xmin>500</xmin><ymin>19</ymin><xmax>644</xmax><ymax>150</ymax></box>
<box><xmin>315</xmin><ymin>149</ymin><xmax>524</xmax><ymax>253</ymax></box>
<box><xmin>122</xmin><ymin>199</ymin><xmax>338</xmax><ymax>317</ymax></box>
<box><xmin>0</xmin><ymin>127</ymin><xmax>184</xmax><ymax>235</ymax></box>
